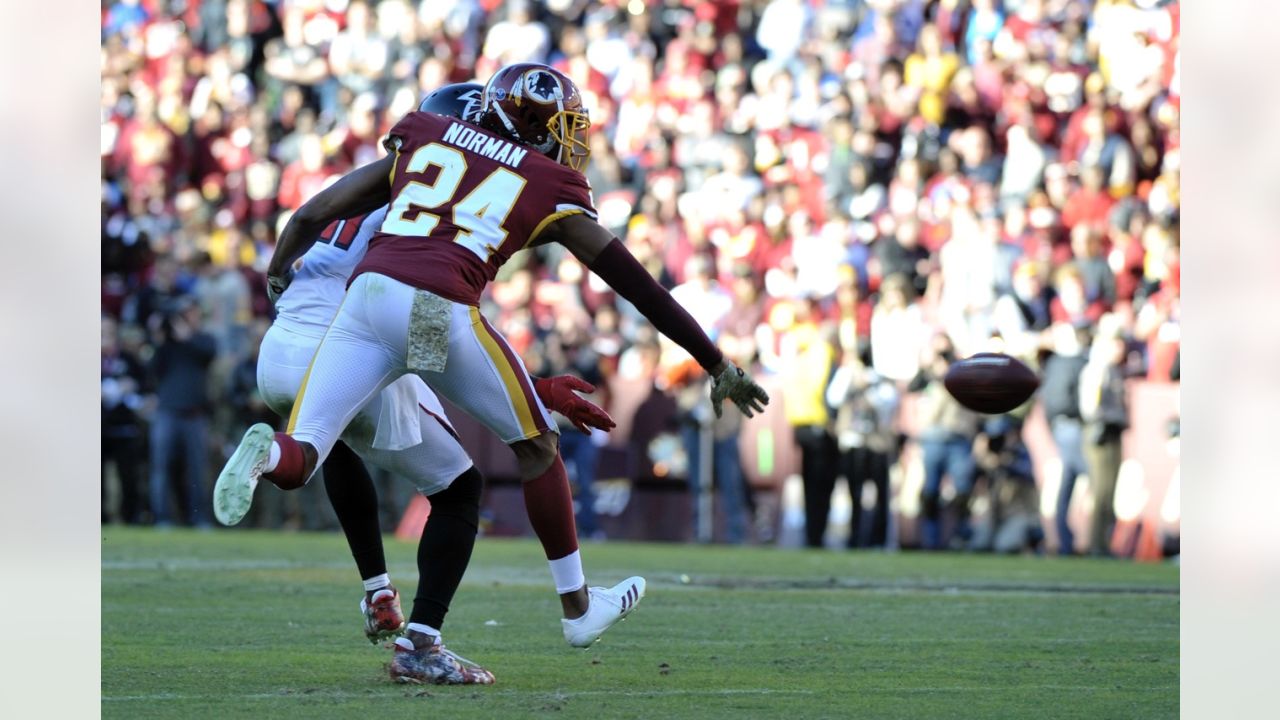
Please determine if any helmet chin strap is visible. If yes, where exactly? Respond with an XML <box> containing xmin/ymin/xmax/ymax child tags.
<box><xmin>491</xmin><ymin>102</ymin><xmax>520</xmax><ymax>138</ymax></box>
<box><xmin>490</xmin><ymin>100</ymin><xmax>556</xmax><ymax>155</ymax></box>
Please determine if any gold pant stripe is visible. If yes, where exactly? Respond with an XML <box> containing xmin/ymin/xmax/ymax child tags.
<box><xmin>468</xmin><ymin>306</ymin><xmax>538</xmax><ymax>438</ymax></box>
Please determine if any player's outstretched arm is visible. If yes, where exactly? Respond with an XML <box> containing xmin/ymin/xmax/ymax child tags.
<box><xmin>266</xmin><ymin>155</ymin><xmax>396</xmax><ymax>295</ymax></box>
<box><xmin>549</xmin><ymin>214</ymin><xmax>769</xmax><ymax>418</ymax></box>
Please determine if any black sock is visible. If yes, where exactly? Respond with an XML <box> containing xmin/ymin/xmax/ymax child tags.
<box><xmin>411</xmin><ymin>466</ymin><xmax>483</xmax><ymax>631</ymax></box>
<box><xmin>322</xmin><ymin>441</ymin><xmax>387</xmax><ymax>583</ymax></box>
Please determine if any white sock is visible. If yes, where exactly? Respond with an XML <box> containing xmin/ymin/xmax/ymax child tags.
<box><xmin>265</xmin><ymin>441</ymin><xmax>281</xmax><ymax>472</ymax></box>
<box><xmin>396</xmin><ymin>623</ymin><xmax>442</xmax><ymax>651</ymax></box>
<box><xmin>407</xmin><ymin>622</ymin><xmax>440</xmax><ymax>642</ymax></box>
<box><xmin>363</xmin><ymin>573</ymin><xmax>391</xmax><ymax>594</ymax></box>
<box><xmin>549</xmin><ymin>550</ymin><xmax>586</xmax><ymax>595</ymax></box>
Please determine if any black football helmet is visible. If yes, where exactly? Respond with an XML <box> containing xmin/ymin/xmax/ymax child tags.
<box><xmin>417</xmin><ymin>82</ymin><xmax>484</xmax><ymax>122</ymax></box>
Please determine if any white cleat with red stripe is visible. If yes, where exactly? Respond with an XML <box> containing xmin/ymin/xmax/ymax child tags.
<box><xmin>561</xmin><ymin>576</ymin><xmax>646</xmax><ymax>648</ymax></box>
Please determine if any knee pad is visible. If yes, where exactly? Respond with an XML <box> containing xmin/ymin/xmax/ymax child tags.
<box><xmin>427</xmin><ymin>466</ymin><xmax>483</xmax><ymax>527</ymax></box>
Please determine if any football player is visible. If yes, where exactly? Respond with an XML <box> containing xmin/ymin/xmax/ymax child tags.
<box><xmin>217</xmin><ymin>63</ymin><xmax>768</xmax><ymax>678</ymax></box>
<box><xmin>246</xmin><ymin>83</ymin><xmax>613</xmax><ymax>685</ymax></box>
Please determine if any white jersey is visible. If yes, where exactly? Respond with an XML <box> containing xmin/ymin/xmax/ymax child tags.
<box><xmin>273</xmin><ymin>206</ymin><xmax>388</xmax><ymax>338</ymax></box>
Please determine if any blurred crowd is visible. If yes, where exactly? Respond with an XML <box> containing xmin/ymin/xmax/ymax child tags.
<box><xmin>101</xmin><ymin>0</ymin><xmax>1179</xmax><ymax>555</ymax></box>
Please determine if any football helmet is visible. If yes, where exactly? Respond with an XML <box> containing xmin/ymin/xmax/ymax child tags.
<box><xmin>476</xmin><ymin>63</ymin><xmax>590</xmax><ymax>172</ymax></box>
<box><xmin>417</xmin><ymin>82</ymin><xmax>484</xmax><ymax>122</ymax></box>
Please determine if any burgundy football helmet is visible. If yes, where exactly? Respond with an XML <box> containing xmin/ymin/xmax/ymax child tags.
<box><xmin>476</xmin><ymin>63</ymin><xmax>591</xmax><ymax>172</ymax></box>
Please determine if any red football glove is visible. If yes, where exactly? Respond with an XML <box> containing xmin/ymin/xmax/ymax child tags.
<box><xmin>534</xmin><ymin>375</ymin><xmax>616</xmax><ymax>434</ymax></box>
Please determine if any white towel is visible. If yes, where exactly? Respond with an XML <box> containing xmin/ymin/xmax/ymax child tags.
<box><xmin>372</xmin><ymin>375</ymin><xmax>424</xmax><ymax>451</ymax></box>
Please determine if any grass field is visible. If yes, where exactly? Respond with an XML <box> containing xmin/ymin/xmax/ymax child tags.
<box><xmin>102</xmin><ymin>528</ymin><xmax>1178</xmax><ymax>719</ymax></box>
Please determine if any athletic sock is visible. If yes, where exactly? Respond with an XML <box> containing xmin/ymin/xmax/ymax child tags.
<box><xmin>266</xmin><ymin>442</ymin><xmax>281</xmax><ymax>472</ymax></box>
<box><xmin>396</xmin><ymin>623</ymin><xmax>441</xmax><ymax>651</ymax></box>
<box><xmin>263</xmin><ymin>433</ymin><xmax>306</xmax><ymax>489</ymax></box>
<box><xmin>406</xmin><ymin>622</ymin><xmax>440</xmax><ymax>639</ymax></box>
<box><xmin>522</xmin><ymin>456</ymin><xmax>585</xmax><ymax>593</ymax></box>
<box><xmin>549</xmin><ymin>550</ymin><xmax>586</xmax><ymax>595</ymax></box>
<box><xmin>363</xmin><ymin>574</ymin><xmax>391</xmax><ymax>594</ymax></box>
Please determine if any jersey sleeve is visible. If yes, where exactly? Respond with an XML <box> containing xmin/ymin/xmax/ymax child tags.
<box><xmin>555</xmin><ymin>169</ymin><xmax>597</xmax><ymax>219</ymax></box>
<box><xmin>527</xmin><ymin>168</ymin><xmax>598</xmax><ymax>246</ymax></box>
<box><xmin>382</xmin><ymin>112</ymin><xmax>439</xmax><ymax>154</ymax></box>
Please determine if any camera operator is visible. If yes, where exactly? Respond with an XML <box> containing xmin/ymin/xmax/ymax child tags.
<box><xmin>148</xmin><ymin>298</ymin><xmax>218</xmax><ymax>528</ymax></box>
<box><xmin>971</xmin><ymin>416</ymin><xmax>1045</xmax><ymax>554</ymax></box>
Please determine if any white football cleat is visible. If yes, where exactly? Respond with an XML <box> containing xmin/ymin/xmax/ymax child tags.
<box><xmin>561</xmin><ymin>576</ymin><xmax>646</xmax><ymax>648</ymax></box>
<box><xmin>213</xmin><ymin>423</ymin><xmax>274</xmax><ymax>526</ymax></box>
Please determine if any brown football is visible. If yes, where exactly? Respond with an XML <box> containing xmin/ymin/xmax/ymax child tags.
<box><xmin>943</xmin><ymin>352</ymin><xmax>1040</xmax><ymax>414</ymax></box>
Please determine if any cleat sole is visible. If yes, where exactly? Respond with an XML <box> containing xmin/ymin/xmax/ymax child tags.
<box><xmin>213</xmin><ymin>424</ymin><xmax>274</xmax><ymax>526</ymax></box>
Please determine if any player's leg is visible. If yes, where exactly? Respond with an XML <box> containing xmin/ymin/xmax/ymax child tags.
<box><xmin>388</xmin><ymin>466</ymin><xmax>494</xmax><ymax>685</ymax></box>
<box><xmin>257</xmin><ymin>327</ymin><xmax>390</xmax><ymax>576</ymax></box>
<box><xmin>215</xmin><ymin>273</ymin><xmax>409</xmax><ymax>525</ymax></box>
<box><xmin>321</xmin><ymin>443</ymin><xmax>385</xmax><ymax>582</ymax></box>
<box><xmin>320</xmin><ymin>440</ymin><xmax>406</xmax><ymax>642</ymax></box>
<box><xmin>559</xmin><ymin>428</ymin><xmax>602</xmax><ymax>539</ymax></box>
<box><xmin>421</xmin><ymin>302</ymin><xmax>644</xmax><ymax>646</ymax></box>
<box><xmin>336</xmin><ymin>375</ymin><xmax>475</xmax><ymax>644</ymax></box>
<box><xmin>336</xmin><ymin>379</ymin><xmax>494</xmax><ymax>683</ymax></box>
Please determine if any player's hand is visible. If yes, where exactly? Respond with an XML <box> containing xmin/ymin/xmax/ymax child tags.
<box><xmin>710</xmin><ymin>361</ymin><xmax>769</xmax><ymax>419</ymax></box>
<box><xmin>266</xmin><ymin>269</ymin><xmax>294</xmax><ymax>306</ymax></box>
<box><xmin>535</xmin><ymin>375</ymin><xmax>616</xmax><ymax>434</ymax></box>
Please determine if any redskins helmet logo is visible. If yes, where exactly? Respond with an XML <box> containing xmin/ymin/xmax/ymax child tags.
<box><xmin>520</xmin><ymin>70</ymin><xmax>563</xmax><ymax>105</ymax></box>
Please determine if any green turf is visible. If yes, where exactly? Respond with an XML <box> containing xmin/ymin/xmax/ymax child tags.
<box><xmin>102</xmin><ymin>528</ymin><xmax>1178</xmax><ymax>719</ymax></box>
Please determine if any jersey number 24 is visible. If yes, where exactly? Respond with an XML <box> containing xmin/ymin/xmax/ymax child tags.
<box><xmin>382</xmin><ymin>142</ymin><xmax>527</xmax><ymax>261</ymax></box>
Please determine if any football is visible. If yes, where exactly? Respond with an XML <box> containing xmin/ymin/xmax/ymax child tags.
<box><xmin>943</xmin><ymin>352</ymin><xmax>1040</xmax><ymax>414</ymax></box>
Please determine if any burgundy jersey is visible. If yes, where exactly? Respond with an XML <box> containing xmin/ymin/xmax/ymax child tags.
<box><xmin>352</xmin><ymin>112</ymin><xmax>597</xmax><ymax>305</ymax></box>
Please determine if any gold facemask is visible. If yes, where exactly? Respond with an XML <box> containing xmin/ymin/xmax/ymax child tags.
<box><xmin>548</xmin><ymin>109</ymin><xmax>591</xmax><ymax>173</ymax></box>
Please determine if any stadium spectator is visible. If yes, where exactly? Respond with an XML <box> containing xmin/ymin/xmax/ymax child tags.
<box><xmin>670</xmin><ymin>254</ymin><xmax>732</xmax><ymax>340</ymax></box>
<box><xmin>676</xmin><ymin>351</ymin><xmax>750</xmax><ymax>545</ymax></box>
<box><xmin>779</xmin><ymin>299</ymin><xmax>838</xmax><ymax>548</ymax></box>
<box><xmin>102</xmin><ymin>315</ymin><xmax>149</xmax><ymax>525</ymax></box>
<box><xmin>1079</xmin><ymin>322</ymin><xmax>1130</xmax><ymax>557</ymax></box>
<box><xmin>1040</xmin><ymin>323</ymin><xmax>1091</xmax><ymax>555</ymax></box>
<box><xmin>1135</xmin><ymin>258</ymin><xmax>1180</xmax><ymax>382</ymax></box>
<box><xmin>826</xmin><ymin>344</ymin><xmax>898</xmax><ymax>549</ymax></box>
<box><xmin>1069</xmin><ymin>224</ymin><xmax>1117</xmax><ymax>309</ymax></box>
<box><xmin>870</xmin><ymin>274</ymin><xmax>926</xmax><ymax>383</ymax></box>
<box><xmin>148</xmin><ymin>298</ymin><xmax>217</xmax><ymax>528</ymax></box>
<box><xmin>910</xmin><ymin>334</ymin><xmax>980</xmax><ymax>550</ymax></box>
